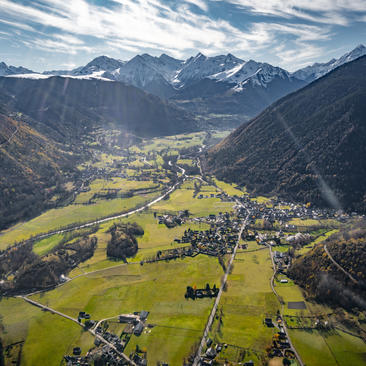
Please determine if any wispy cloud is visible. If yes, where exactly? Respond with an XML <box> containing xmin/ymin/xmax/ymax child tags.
<box><xmin>184</xmin><ymin>0</ymin><xmax>208</xmax><ymax>12</ymax></box>
<box><xmin>0</xmin><ymin>18</ymin><xmax>36</xmax><ymax>32</ymax></box>
<box><xmin>0</xmin><ymin>0</ymin><xmax>363</xmax><ymax>70</ymax></box>
<box><xmin>221</xmin><ymin>0</ymin><xmax>366</xmax><ymax>25</ymax></box>
<box><xmin>0</xmin><ymin>0</ymin><xmax>273</xmax><ymax>56</ymax></box>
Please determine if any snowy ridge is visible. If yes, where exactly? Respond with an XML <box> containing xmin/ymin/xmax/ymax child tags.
<box><xmin>0</xmin><ymin>61</ymin><xmax>34</xmax><ymax>76</ymax></box>
<box><xmin>2</xmin><ymin>44</ymin><xmax>364</xmax><ymax>96</ymax></box>
<box><xmin>210</xmin><ymin>59</ymin><xmax>291</xmax><ymax>89</ymax></box>
<box><xmin>292</xmin><ymin>44</ymin><xmax>366</xmax><ymax>82</ymax></box>
<box><xmin>175</xmin><ymin>53</ymin><xmax>243</xmax><ymax>86</ymax></box>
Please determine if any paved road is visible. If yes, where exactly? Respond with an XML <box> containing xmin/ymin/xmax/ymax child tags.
<box><xmin>19</xmin><ymin>295</ymin><xmax>137</xmax><ymax>365</ymax></box>
<box><xmin>324</xmin><ymin>243</ymin><xmax>358</xmax><ymax>284</ymax></box>
<box><xmin>12</xmin><ymin>161</ymin><xmax>186</xmax><ymax>246</ymax></box>
<box><xmin>267</xmin><ymin>245</ymin><xmax>304</xmax><ymax>366</ymax></box>
<box><xmin>0</xmin><ymin>124</ymin><xmax>18</xmax><ymax>147</ymax></box>
<box><xmin>192</xmin><ymin>219</ymin><xmax>248</xmax><ymax>365</ymax></box>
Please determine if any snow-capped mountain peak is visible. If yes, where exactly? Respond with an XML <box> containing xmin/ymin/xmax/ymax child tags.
<box><xmin>292</xmin><ymin>44</ymin><xmax>366</xmax><ymax>82</ymax></box>
<box><xmin>211</xmin><ymin>59</ymin><xmax>291</xmax><ymax>90</ymax></box>
<box><xmin>74</xmin><ymin>55</ymin><xmax>125</xmax><ymax>75</ymax></box>
<box><xmin>176</xmin><ymin>52</ymin><xmax>244</xmax><ymax>85</ymax></box>
<box><xmin>0</xmin><ymin>61</ymin><xmax>34</xmax><ymax>76</ymax></box>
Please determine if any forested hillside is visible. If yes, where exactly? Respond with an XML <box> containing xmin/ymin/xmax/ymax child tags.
<box><xmin>288</xmin><ymin>222</ymin><xmax>366</xmax><ymax>310</ymax></box>
<box><xmin>0</xmin><ymin>76</ymin><xmax>198</xmax><ymax>139</ymax></box>
<box><xmin>206</xmin><ymin>55</ymin><xmax>366</xmax><ymax>212</ymax></box>
<box><xmin>0</xmin><ymin>113</ymin><xmax>79</xmax><ymax>230</ymax></box>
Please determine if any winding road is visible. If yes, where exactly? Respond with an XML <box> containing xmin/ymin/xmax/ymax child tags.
<box><xmin>324</xmin><ymin>243</ymin><xmax>358</xmax><ymax>284</ymax></box>
<box><xmin>0</xmin><ymin>123</ymin><xmax>19</xmax><ymax>147</ymax></box>
<box><xmin>13</xmin><ymin>161</ymin><xmax>186</xmax><ymax>246</ymax></box>
<box><xmin>267</xmin><ymin>245</ymin><xmax>304</xmax><ymax>366</ymax></box>
<box><xmin>19</xmin><ymin>295</ymin><xmax>137</xmax><ymax>365</ymax></box>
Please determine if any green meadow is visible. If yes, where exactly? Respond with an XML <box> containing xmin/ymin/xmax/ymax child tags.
<box><xmin>210</xmin><ymin>248</ymin><xmax>278</xmax><ymax>363</ymax></box>
<box><xmin>0</xmin><ymin>191</ymin><xmax>160</xmax><ymax>249</ymax></box>
<box><xmin>7</xmin><ymin>256</ymin><xmax>223</xmax><ymax>365</ymax></box>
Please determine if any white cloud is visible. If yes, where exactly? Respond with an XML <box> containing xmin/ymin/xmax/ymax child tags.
<box><xmin>273</xmin><ymin>43</ymin><xmax>324</xmax><ymax>70</ymax></box>
<box><xmin>0</xmin><ymin>18</ymin><xmax>36</xmax><ymax>32</ymax></box>
<box><xmin>0</xmin><ymin>0</ymin><xmax>359</xmax><ymax>70</ymax></box>
<box><xmin>54</xmin><ymin>34</ymin><xmax>85</xmax><ymax>45</ymax></box>
<box><xmin>0</xmin><ymin>0</ymin><xmax>273</xmax><ymax>56</ymax></box>
<box><xmin>184</xmin><ymin>0</ymin><xmax>208</xmax><ymax>12</ymax></box>
<box><xmin>220</xmin><ymin>0</ymin><xmax>366</xmax><ymax>25</ymax></box>
<box><xmin>22</xmin><ymin>37</ymin><xmax>93</xmax><ymax>55</ymax></box>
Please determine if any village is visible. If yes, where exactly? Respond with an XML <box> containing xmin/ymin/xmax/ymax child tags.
<box><xmin>1</xmin><ymin>130</ymin><xmax>359</xmax><ymax>366</ymax></box>
<box><xmin>64</xmin><ymin>311</ymin><xmax>151</xmax><ymax>366</ymax></box>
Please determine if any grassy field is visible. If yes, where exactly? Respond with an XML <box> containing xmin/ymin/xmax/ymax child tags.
<box><xmin>288</xmin><ymin>218</ymin><xmax>340</xmax><ymax>227</ymax></box>
<box><xmin>289</xmin><ymin>328</ymin><xmax>366</xmax><ymax>366</ymax></box>
<box><xmin>137</xmin><ymin>132</ymin><xmax>206</xmax><ymax>153</ymax></box>
<box><xmin>273</xmin><ymin>270</ymin><xmax>366</xmax><ymax>365</ymax></box>
<box><xmin>177</xmin><ymin>158</ymin><xmax>195</xmax><ymax>166</ymax></box>
<box><xmin>32</xmin><ymin>233</ymin><xmax>64</xmax><ymax>256</ymax></box>
<box><xmin>297</xmin><ymin>229</ymin><xmax>339</xmax><ymax>255</ymax></box>
<box><xmin>0</xmin><ymin>192</ymin><xmax>160</xmax><ymax>249</ymax></box>
<box><xmin>67</xmin><ymin>211</ymin><xmax>211</xmax><ymax>274</ymax></box>
<box><xmin>153</xmin><ymin>184</ymin><xmax>233</xmax><ymax>217</ymax></box>
<box><xmin>251</xmin><ymin>196</ymin><xmax>272</xmax><ymax>204</ymax></box>
<box><xmin>213</xmin><ymin>178</ymin><xmax>246</xmax><ymax>197</ymax></box>
<box><xmin>20</xmin><ymin>255</ymin><xmax>223</xmax><ymax>365</ymax></box>
<box><xmin>211</xmin><ymin>130</ymin><xmax>232</xmax><ymax>139</ymax></box>
<box><xmin>0</xmin><ymin>297</ymin><xmax>95</xmax><ymax>366</ymax></box>
<box><xmin>209</xmin><ymin>249</ymin><xmax>278</xmax><ymax>363</ymax></box>
<box><xmin>74</xmin><ymin>178</ymin><xmax>158</xmax><ymax>204</ymax></box>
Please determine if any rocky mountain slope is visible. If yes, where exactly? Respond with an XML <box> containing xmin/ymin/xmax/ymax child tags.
<box><xmin>206</xmin><ymin>55</ymin><xmax>366</xmax><ymax>213</ymax></box>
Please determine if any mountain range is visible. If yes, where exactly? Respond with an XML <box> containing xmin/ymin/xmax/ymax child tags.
<box><xmin>206</xmin><ymin>55</ymin><xmax>366</xmax><ymax>213</ymax></box>
<box><xmin>2</xmin><ymin>44</ymin><xmax>365</xmax><ymax>126</ymax></box>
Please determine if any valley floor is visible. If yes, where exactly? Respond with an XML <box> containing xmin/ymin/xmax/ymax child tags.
<box><xmin>0</xmin><ymin>131</ymin><xmax>365</xmax><ymax>366</ymax></box>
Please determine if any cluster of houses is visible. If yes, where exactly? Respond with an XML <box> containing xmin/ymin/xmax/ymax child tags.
<box><xmin>142</xmin><ymin>212</ymin><xmax>242</xmax><ymax>263</ymax></box>
<box><xmin>156</xmin><ymin>210</ymin><xmax>189</xmax><ymax>228</ymax></box>
<box><xmin>130</xmin><ymin>350</ymin><xmax>148</xmax><ymax>366</ymax></box>
<box><xmin>197</xmin><ymin>193</ymin><xmax>223</xmax><ymax>200</ymax></box>
<box><xmin>273</xmin><ymin>250</ymin><xmax>291</xmax><ymax>274</ymax></box>
<box><xmin>118</xmin><ymin>310</ymin><xmax>149</xmax><ymax>336</ymax></box>
<box><xmin>64</xmin><ymin>311</ymin><xmax>150</xmax><ymax>366</ymax></box>
<box><xmin>262</xmin><ymin>314</ymin><xmax>295</xmax><ymax>360</ymax></box>
<box><xmin>185</xmin><ymin>284</ymin><xmax>219</xmax><ymax>300</ymax></box>
<box><xmin>91</xmin><ymin>311</ymin><xmax>149</xmax><ymax>364</ymax></box>
<box><xmin>199</xmin><ymin>339</ymin><xmax>254</xmax><ymax>366</ymax></box>
<box><xmin>236</xmin><ymin>195</ymin><xmax>346</xmax><ymax>230</ymax></box>
<box><xmin>64</xmin><ymin>354</ymin><xmax>89</xmax><ymax>366</ymax></box>
<box><xmin>175</xmin><ymin>213</ymin><xmax>241</xmax><ymax>257</ymax></box>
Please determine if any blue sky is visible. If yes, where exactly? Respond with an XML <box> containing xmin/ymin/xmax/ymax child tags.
<box><xmin>0</xmin><ymin>0</ymin><xmax>365</xmax><ymax>72</ymax></box>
